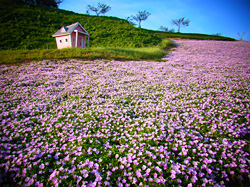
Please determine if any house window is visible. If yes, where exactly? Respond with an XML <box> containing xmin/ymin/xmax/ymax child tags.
<box><xmin>59</xmin><ymin>40</ymin><xmax>62</xmax><ymax>43</ymax></box>
<box><xmin>73</xmin><ymin>38</ymin><xmax>75</xmax><ymax>42</ymax></box>
<box><xmin>65</xmin><ymin>39</ymin><xmax>68</xmax><ymax>42</ymax></box>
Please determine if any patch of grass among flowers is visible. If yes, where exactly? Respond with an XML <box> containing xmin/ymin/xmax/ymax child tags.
<box><xmin>0</xmin><ymin>40</ymin><xmax>250</xmax><ymax>187</ymax></box>
<box><xmin>0</xmin><ymin>39</ymin><xmax>174</xmax><ymax>65</ymax></box>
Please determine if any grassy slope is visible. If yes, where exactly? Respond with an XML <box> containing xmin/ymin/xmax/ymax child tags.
<box><xmin>0</xmin><ymin>2</ymin><xmax>162</xmax><ymax>50</ymax></box>
<box><xmin>0</xmin><ymin>1</ymin><xmax>235</xmax><ymax>51</ymax></box>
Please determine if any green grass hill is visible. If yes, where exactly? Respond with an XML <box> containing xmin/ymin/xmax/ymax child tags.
<box><xmin>0</xmin><ymin>1</ymin><xmax>162</xmax><ymax>50</ymax></box>
<box><xmin>0</xmin><ymin>1</ymin><xmax>235</xmax><ymax>50</ymax></box>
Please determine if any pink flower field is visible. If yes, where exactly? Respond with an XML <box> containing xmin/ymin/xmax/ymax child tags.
<box><xmin>0</xmin><ymin>40</ymin><xmax>250</xmax><ymax>187</ymax></box>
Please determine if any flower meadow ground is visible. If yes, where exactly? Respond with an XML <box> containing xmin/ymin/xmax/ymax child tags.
<box><xmin>0</xmin><ymin>40</ymin><xmax>250</xmax><ymax>187</ymax></box>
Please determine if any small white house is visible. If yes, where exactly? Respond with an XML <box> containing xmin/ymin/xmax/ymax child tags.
<box><xmin>52</xmin><ymin>22</ymin><xmax>90</xmax><ymax>49</ymax></box>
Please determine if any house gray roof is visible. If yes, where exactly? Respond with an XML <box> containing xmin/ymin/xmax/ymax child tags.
<box><xmin>52</xmin><ymin>22</ymin><xmax>89</xmax><ymax>37</ymax></box>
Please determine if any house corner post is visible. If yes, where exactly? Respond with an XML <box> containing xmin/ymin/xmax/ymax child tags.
<box><xmin>69</xmin><ymin>35</ymin><xmax>72</xmax><ymax>48</ymax></box>
<box><xmin>75</xmin><ymin>30</ymin><xmax>78</xmax><ymax>48</ymax></box>
<box><xmin>88</xmin><ymin>35</ymin><xmax>89</xmax><ymax>48</ymax></box>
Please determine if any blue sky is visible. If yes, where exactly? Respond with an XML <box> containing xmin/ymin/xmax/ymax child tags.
<box><xmin>60</xmin><ymin>0</ymin><xmax>250</xmax><ymax>40</ymax></box>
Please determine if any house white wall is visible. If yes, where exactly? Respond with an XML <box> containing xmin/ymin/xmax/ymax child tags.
<box><xmin>55</xmin><ymin>35</ymin><xmax>71</xmax><ymax>49</ymax></box>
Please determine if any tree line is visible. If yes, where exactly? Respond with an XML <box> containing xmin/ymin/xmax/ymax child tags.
<box><xmin>7</xmin><ymin>1</ymin><xmax>190</xmax><ymax>32</ymax></box>
<box><xmin>86</xmin><ymin>2</ymin><xmax>246</xmax><ymax>39</ymax></box>
<box><xmin>23</xmin><ymin>0</ymin><xmax>63</xmax><ymax>8</ymax></box>
<box><xmin>86</xmin><ymin>2</ymin><xmax>190</xmax><ymax>32</ymax></box>
<box><xmin>1</xmin><ymin>0</ymin><xmax>63</xmax><ymax>8</ymax></box>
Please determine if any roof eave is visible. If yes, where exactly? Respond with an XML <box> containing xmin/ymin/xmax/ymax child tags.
<box><xmin>73</xmin><ymin>30</ymin><xmax>90</xmax><ymax>36</ymax></box>
<box><xmin>52</xmin><ymin>33</ymin><xmax>71</xmax><ymax>37</ymax></box>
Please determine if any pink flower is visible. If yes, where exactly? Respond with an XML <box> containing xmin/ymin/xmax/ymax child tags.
<box><xmin>88</xmin><ymin>161</ymin><xmax>94</xmax><ymax>168</ymax></box>
<box><xmin>104</xmin><ymin>181</ymin><xmax>110</xmax><ymax>186</ymax></box>
<box><xmin>136</xmin><ymin>170</ymin><xmax>142</xmax><ymax>178</ymax></box>
<box><xmin>49</xmin><ymin>170</ymin><xmax>58</xmax><ymax>180</ymax></box>
<box><xmin>177</xmin><ymin>179</ymin><xmax>182</xmax><ymax>183</ymax></box>
<box><xmin>83</xmin><ymin>173</ymin><xmax>88</xmax><ymax>178</ymax></box>
<box><xmin>39</xmin><ymin>164</ymin><xmax>45</xmax><ymax>169</ymax></box>
<box><xmin>132</xmin><ymin>177</ymin><xmax>137</xmax><ymax>184</ymax></box>
<box><xmin>52</xmin><ymin>177</ymin><xmax>59</xmax><ymax>185</ymax></box>
<box><xmin>191</xmin><ymin>176</ymin><xmax>198</xmax><ymax>183</ymax></box>
<box><xmin>153</xmin><ymin>173</ymin><xmax>158</xmax><ymax>178</ymax></box>
<box><xmin>170</xmin><ymin>173</ymin><xmax>176</xmax><ymax>179</ymax></box>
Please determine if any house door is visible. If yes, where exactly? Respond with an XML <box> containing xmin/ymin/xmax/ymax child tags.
<box><xmin>78</xmin><ymin>36</ymin><xmax>84</xmax><ymax>48</ymax></box>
